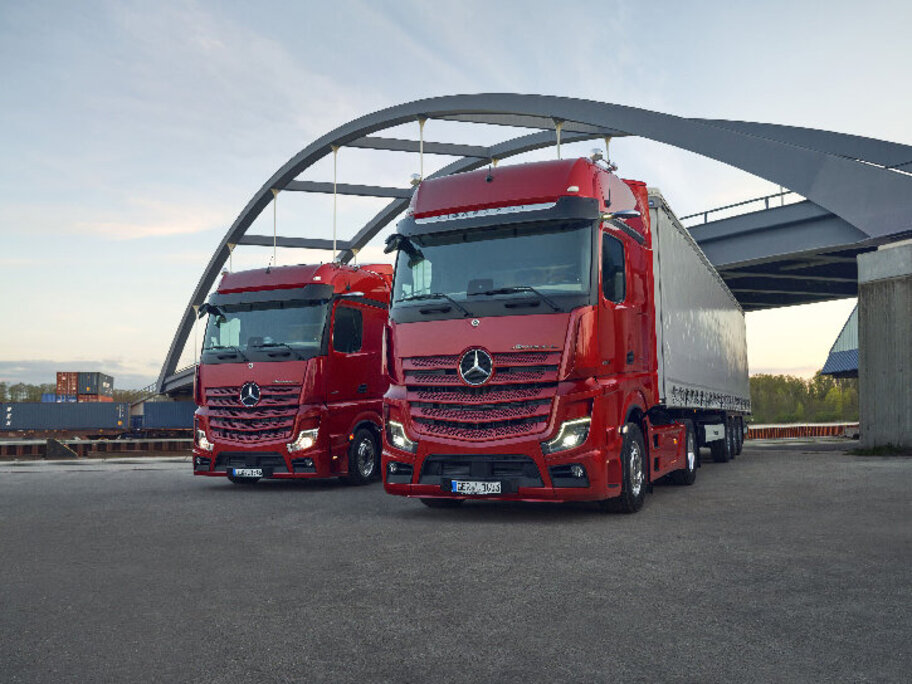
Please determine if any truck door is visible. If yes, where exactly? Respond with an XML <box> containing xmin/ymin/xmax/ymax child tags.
<box><xmin>599</xmin><ymin>229</ymin><xmax>649</xmax><ymax>376</ymax></box>
<box><xmin>324</xmin><ymin>302</ymin><xmax>376</xmax><ymax>464</ymax></box>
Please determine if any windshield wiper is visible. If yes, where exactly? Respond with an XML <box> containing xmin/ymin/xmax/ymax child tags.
<box><xmin>471</xmin><ymin>286</ymin><xmax>563</xmax><ymax>312</ymax></box>
<box><xmin>205</xmin><ymin>344</ymin><xmax>249</xmax><ymax>361</ymax></box>
<box><xmin>397</xmin><ymin>292</ymin><xmax>473</xmax><ymax>317</ymax></box>
<box><xmin>252</xmin><ymin>342</ymin><xmax>306</xmax><ymax>359</ymax></box>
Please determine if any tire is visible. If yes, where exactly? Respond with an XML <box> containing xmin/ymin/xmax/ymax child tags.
<box><xmin>672</xmin><ymin>420</ymin><xmax>697</xmax><ymax>486</ymax></box>
<box><xmin>727</xmin><ymin>418</ymin><xmax>737</xmax><ymax>460</ymax></box>
<box><xmin>227</xmin><ymin>474</ymin><xmax>260</xmax><ymax>485</ymax></box>
<box><xmin>710</xmin><ymin>421</ymin><xmax>732</xmax><ymax>463</ymax></box>
<box><xmin>612</xmin><ymin>423</ymin><xmax>648</xmax><ymax>514</ymax></box>
<box><xmin>735</xmin><ymin>417</ymin><xmax>744</xmax><ymax>455</ymax></box>
<box><xmin>345</xmin><ymin>427</ymin><xmax>380</xmax><ymax>485</ymax></box>
<box><xmin>420</xmin><ymin>498</ymin><xmax>465</xmax><ymax>509</ymax></box>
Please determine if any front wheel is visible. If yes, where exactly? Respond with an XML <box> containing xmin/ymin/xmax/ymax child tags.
<box><xmin>599</xmin><ymin>423</ymin><xmax>647</xmax><ymax>514</ymax></box>
<box><xmin>672</xmin><ymin>420</ymin><xmax>698</xmax><ymax>486</ymax></box>
<box><xmin>345</xmin><ymin>427</ymin><xmax>380</xmax><ymax>485</ymax></box>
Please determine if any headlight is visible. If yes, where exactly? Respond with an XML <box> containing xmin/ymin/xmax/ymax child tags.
<box><xmin>541</xmin><ymin>417</ymin><xmax>591</xmax><ymax>455</ymax></box>
<box><xmin>196</xmin><ymin>429</ymin><xmax>214</xmax><ymax>452</ymax></box>
<box><xmin>288</xmin><ymin>428</ymin><xmax>319</xmax><ymax>452</ymax></box>
<box><xmin>386</xmin><ymin>420</ymin><xmax>417</xmax><ymax>454</ymax></box>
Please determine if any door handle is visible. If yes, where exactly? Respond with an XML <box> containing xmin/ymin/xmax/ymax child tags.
<box><xmin>357</xmin><ymin>383</ymin><xmax>368</xmax><ymax>394</ymax></box>
<box><xmin>626</xmin><ymin>351</ymin><xmax>635</xmax><ymax>364</ymax></box>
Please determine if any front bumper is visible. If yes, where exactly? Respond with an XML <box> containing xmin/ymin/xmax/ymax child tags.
<box><xmin>192</xmin><ymin>444</ymin><xmax>333</xmax><ymax>479</ymax></box>
<box><xmin>382</xmin><ymin>438</ymin><xmax>623</xmax><ymax>503</ymax></box>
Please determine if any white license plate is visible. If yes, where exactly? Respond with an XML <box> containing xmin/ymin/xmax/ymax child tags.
<box><xmin>231</xmin><ymin>468</ymin><xmax>263</xmax><ymax>478</ymax></box>
<box><xmin>451</xmin><ymin>480</ymin><xmax>502</xmax><ymax>495</ymax></box>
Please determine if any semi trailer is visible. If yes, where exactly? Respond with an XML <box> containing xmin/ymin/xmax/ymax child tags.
<box><xmin>381</xmin><ymin>157</ymin><xmax>750</xmax><ymax>512</ymax></box>
<box><xmin>192</xmin><ymin>262</ymin><xmax>392</xmax><ymax>485</ymax></box>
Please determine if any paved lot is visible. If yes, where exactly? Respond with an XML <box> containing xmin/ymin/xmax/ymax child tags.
<box><xmin>1</xmin><ymin>441</ymin><xmax>910</xmax><ymax>682</ymax></box>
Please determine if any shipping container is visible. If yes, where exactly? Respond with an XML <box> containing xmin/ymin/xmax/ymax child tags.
<box><xmin>142</xmin><ymin>401</ymin><xmax>196</xmax><ymax>429</ymax></box>
<box><xmin>76</xmin><ymin>372</ymin><xmax>114</xmax><ymax>397</ymax></box>
<box><xmin>41</xmin><ymin>393</ymin><xmax>56</xmax><ymax>403</ymax></box>
<box><xmin>77</xmin><ymin>394</ymin><xmax>114</xmax><ymax>403</ymax></box>
<box><xmin>55</xmin><ymin>395</ymin><xmax>78</xmax><ymax>403</ymax></box>
<box><xmin>56</xmin><ymin>372</ymin><xmax>79</xmax><ymax>397</ymax></box>
<box><xmin>1</xmin><ymin>402</ymin><xmax>128</xmax><ymax>431</ymax></box>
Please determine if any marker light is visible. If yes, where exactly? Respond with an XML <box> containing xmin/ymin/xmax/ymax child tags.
<box><xmin>288</xmin><ymin>428</ymin><xmax>319</xmax><ymax>452</ymax></box>
<box><xmin>541</xmin><ymin>417</ymin><xmax>591</xmax><ymax>455</ymax></box>
<box><xmin>196</xmin><ymin>429</ymin><xmax>214</xmax><ymax>452</ymax></box>
<box><xmin>386</xmin><ymin>421</ymin><xmax>417</xmax><ymax>454</ymax></box>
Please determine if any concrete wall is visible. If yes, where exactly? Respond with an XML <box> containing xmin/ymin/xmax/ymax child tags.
<box><xmin>858</xmin><ymin>243</ymin><xmax>912</xmax><ymax>448</ymax></box>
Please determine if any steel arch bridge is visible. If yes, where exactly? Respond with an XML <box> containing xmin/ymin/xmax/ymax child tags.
<box><xmin>157</xmin><ymin>93</ymin><xmax>912</xmax><ymax>395</ymax></box>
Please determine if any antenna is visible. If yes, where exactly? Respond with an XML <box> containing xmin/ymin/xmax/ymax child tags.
<box><xmin>332</xmin><ymin>145</ymin><xmax>340</xmax><ymax>261</ymax></box>
<box><xmin>270</xmin><ymin>188</ymin><xmax>279</xmax><ymax>267</ymax></box>
<box><xmin>553</xmin><ymin>119</ymin><xmax>563</xmax><ymax>159</ymax></box>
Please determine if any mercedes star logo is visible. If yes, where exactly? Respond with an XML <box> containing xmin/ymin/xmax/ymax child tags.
<box><xmin>459</xmin><ymin>349</ymin><xmax>494</xmax><ymax>386</ymax></box>
<box><xmin>239</xmin><ymin>381</ymin><xmax>261</xmax><ymax>407</ymax></box>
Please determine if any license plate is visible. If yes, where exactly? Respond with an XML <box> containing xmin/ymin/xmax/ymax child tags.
<box><xmin>451</xmin><ymin>480</ymin><xmax>501</xmax><ymax>495</ymax></box>
<box><xmin>231</xmin><ymin>468</ymin><xmax>263</xmax><ymax>478</ymax></box>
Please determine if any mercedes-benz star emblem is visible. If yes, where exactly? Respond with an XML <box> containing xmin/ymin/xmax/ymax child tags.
<box><xmin>459</xmin><ymin>349</ymin><xmax>493</xmax><ymax>386</ymax></box>
<box><xmin>239</xmin><ymin>381</ymin><xmax>261</xmax><ymax>407</ymax></box>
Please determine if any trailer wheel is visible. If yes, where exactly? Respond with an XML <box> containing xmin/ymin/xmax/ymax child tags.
<box><xmin>735</xmin><ymin>417</ymin><xmax>744</xmax><ymax>455</ymax></box>
<box><xmin>344</xmin><ymin>427</ymin><xmax>380</xmax><ymax>485</ymax></box>
<box><xmin>672</xmin><ymin>421</ymin><xmax>697</xmax><ymax>486</ymax></box>
<box><xmin>420</xmin><ymin>498</ymin><xmax>465</xmax><ymax>509</ymax></box>
<box><xmin>727</xmin><ymin>418</ymin><xmax>737</xmax><ymax>460</ymax></box>
<box><xmin>710</xmin><ymin>422</ymin><xmax>732</xmax><ymax>463</ymax></box>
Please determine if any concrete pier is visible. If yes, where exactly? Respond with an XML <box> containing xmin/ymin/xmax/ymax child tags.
<box><xmin>858</xmin><ymin>242</ymin><xmax>912</xmax><ymax>448</ymax></box>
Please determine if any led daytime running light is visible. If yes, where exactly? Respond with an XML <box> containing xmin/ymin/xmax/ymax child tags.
<box><xmin>541</xmin><ymin>417</ymin><xmax>591</xmax><ymax>455</ymax></box>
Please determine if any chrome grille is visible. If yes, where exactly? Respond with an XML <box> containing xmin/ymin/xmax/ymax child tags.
<box><xmin>206</xmin><ymin>384</ymin><xmax>300</xmax><ymax>443</ymax></box>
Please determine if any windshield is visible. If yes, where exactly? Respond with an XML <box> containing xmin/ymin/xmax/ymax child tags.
<box><xmin>392</xmin><ymin>221</ymin><xmax>593</xmax><ymax>319</ymax></box>
<box><xmin>201</xmin><ymin>301</ymin><xmax>329</xmax><ymax>363</ymax></box>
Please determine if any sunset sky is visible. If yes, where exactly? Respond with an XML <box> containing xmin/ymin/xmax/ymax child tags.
<box><xmin>1</xmin><ymin>0</ymin><xmax>906</xmax><ymax>388</ymax></box>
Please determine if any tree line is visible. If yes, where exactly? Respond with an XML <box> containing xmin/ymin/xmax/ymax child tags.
<box><xmin>749</xmin><ymin>373</ymin><xmax>858</xmax><ymax>424</ymax></box>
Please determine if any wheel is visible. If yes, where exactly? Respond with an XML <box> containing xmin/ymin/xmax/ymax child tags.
<box><xmin>610</xmin><ymin>423</ymin><xmax>648</xmax><ymax>514</ymax></box>
<box><xmin>735</xmin><ymin>417</ymin><xmax>744</xmax><ymax>455</ymax></box>
<box><xmin>420</xmin><ymin>498</ymin><xmax>465</xmax><ymax>508</ymax></box>
<box><xmin>345</xmin><ymin>427</ymin><xmax>380</xmax><ymax>485</ymax></box>
<box><xmin>227</xmin><ymin>474</ymin><xmax>260</xmax><ymax>485</ymax></box>
<box><xmin>710</xmin><ymin>421</ymin><xmax>732</xmax><ymax>463</ymax></box>
<box><xmin>672</xmin><ymin>420</ymin><xmax>697</xmax><ymax>486</ymax></box>
<box><xmin>727</xmin><ymin>418</ymin><xmax>737</xmax><ymax>460</ymax></box>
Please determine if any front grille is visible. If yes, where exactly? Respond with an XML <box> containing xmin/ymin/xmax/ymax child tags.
<box><xmin>205</xmin><ymin>385</ymin><xmax>300</xmax><ymax>443</ymax></box>
<box><xmin>403</xmin><ymin>350</ymin><xmax>560</xmax><ymax>441</ymax></box>
<box><xmin>214</xmin><ymin>452</ymin><xmax>289</xmax><ymax>474</ymax></box>
<box><xmin>419</xmin><ymin>454</ymin><xmax>543</xmax><ymax>488</ymax></box>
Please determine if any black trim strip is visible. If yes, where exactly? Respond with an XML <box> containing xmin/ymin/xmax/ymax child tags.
<box><xmin>609</xmin><ymin>219</ymin><xmax>646</xmax><ymax>245</ymax></box>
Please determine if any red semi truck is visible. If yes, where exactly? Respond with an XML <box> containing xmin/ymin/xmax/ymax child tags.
<box><xmin>192</xmin><ymin>262</ymin><xmax>392</xmax><ymax>485</ymax></box>
<box><xmin>382</xmin><ymin>157</ymin><xmax>750</xmax><ymax>512</ymax></box>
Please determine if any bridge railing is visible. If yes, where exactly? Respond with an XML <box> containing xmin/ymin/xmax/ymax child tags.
<box><xmin>681</xmin><ymin>189</ymin><xmax>799</xmax><ymax>225</ymax></box>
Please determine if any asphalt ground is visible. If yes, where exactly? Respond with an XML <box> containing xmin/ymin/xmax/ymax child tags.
<box><xmin>1</xmin><ymin>441</ymin><xmax>909</xmax><ymax>683</ymax></box>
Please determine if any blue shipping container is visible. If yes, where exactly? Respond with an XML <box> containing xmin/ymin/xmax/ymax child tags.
<box><xmin>0</xmin><ymin>403</ymin><xmax>128</xmax><ymax>431</ymax></box>
<box><xmin>41</xmin><ymin>393</ymin><xmax>57</xmax><ymax>403</ymax></box>
<box><xmin>55</xmin><ymin>395</ymin><xmax>78</xmax><ymax>403</ymax></box>
<box><xmin>142</xmin><ymin>401</ymin><xmax>196</xmax><ymax>429</ymax></box>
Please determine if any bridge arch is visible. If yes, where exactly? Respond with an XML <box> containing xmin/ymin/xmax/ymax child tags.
<box><xmin>158</xmin><ymin>93</ymin><xmax>912</xmax><ymax>393</ymax></box>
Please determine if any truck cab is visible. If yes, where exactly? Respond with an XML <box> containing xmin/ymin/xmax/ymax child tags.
<box><xmin>192</xmin><ymin>262</ymin><xmax>392</xmax><ymax>485</ymax></box>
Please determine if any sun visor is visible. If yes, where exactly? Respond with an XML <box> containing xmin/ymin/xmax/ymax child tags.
<box><xmin>208</xmin><ymin>283</ymin><xmax>334</xmax><ymax>308</ymax></box>
<box><xmin>396</xmin><ymin>195</ymin><xmax>600</xmax><ymax>237</ymax></box>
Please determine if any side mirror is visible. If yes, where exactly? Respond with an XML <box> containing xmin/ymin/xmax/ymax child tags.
<box><xmin>602</xmin><ymin>209</ymin><xmax>641</xmax><ymax>220</ymax></box>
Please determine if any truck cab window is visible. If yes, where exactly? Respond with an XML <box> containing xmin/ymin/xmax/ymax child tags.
<box><xmin>602</xmin><ymin>233</ymin><xmax>626</xmax><ymax>303</ymax></box>
<box><xmin>332</xmin><ymin>306</ymin><xmax>363</xmax><ymax>353</ymax></box>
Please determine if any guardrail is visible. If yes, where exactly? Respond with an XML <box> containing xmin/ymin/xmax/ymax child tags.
<box><xmin>747</xmin><ymin>423</ymin><xmax>859</xmax><ymax>440</ymax></box>
<box><xmin>0</xmin><ymin>438</ymin><xmax>192</xmax><ymax>459</ymax></box>
<box><xmin>681</xmin><ymin>190</ymin><xmax>798</xmax><ymax>225</ymax></box>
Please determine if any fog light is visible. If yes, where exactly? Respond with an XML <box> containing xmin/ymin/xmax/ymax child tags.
<box><xmin>389</xmin><ymin>462</ymin><xmax>399</xmax><ymax>474</ymax></box>
<box><xmin>570</xmin><ymin>464</ymin><xmax>585</xmax><ymax>478</ymax></box>
<box><xmin>303</xmin><ymin>457</ymin><xmax>314</xmax><ymax>467</ymax></box>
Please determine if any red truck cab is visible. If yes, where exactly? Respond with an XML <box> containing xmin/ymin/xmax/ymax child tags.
<box><xmin>381</xmin><ymin>158</ymin><xmax>734</xmax><ymax>512</ymax></box>
<box><xmin>192</xmin><ymin>262</ymin><xmax>392</xmax><ymax>485</ymax></box>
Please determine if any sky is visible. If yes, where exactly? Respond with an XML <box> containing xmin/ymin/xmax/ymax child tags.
<box><xmin>1</xmin><ymin>0</ymin><xmax>908</xmax><ymax>389</ymax></box>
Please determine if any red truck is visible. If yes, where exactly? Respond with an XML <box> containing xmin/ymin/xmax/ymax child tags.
<box><xmin>382</xmin><ymin>157</ymin><xmax>750</xmax><ymax>512</ymax></box>
<box><xmin>192</xmin><ymin>262</ymin><xmax>392</xmax><ymax>485</ymax></box>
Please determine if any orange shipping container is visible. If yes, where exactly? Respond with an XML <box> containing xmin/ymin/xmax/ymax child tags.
<box><xmin>77</xmin><ymin>395</ymin><xmax>114</xmax><ymax>403</ymax></box>
<box><xmin>56</xmin><ymin>372</ymin><xmax>79</xmax><ymax>396</ymax></box>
